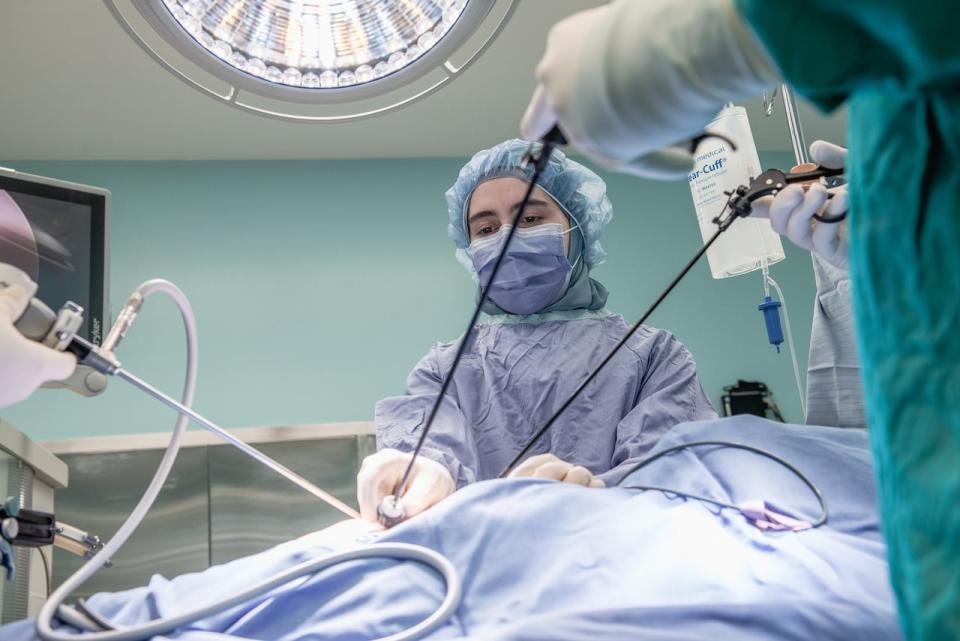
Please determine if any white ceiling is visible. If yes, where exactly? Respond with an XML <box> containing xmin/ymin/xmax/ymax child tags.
<box><xmin>0</xmin><ymin>1</ymin><xmax>846</xmax><ymax>161</ymax></box>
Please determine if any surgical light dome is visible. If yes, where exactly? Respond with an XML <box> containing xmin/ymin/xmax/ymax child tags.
<box><xmin>105</xmin><ymin>0</ymin><xmax>514</xmax><ymax>121</ymax></box>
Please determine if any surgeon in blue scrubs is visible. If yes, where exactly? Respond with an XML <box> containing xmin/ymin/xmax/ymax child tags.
<box><xmin>357</xmin><ymin>139</ymin><xmax>716</xmax><ymax>523</ymax></box>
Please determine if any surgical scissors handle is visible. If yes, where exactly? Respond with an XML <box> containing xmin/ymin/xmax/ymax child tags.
<box><xmin>737</xmin><ymin>166</ymin><xmax>846</xmax><ymax>223</ymax></box>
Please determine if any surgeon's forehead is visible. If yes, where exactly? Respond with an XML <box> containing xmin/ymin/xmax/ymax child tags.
<box><xmin>467</xmin><ymin>177</ymin><xmax>557</xmax><ymax>215</ymax></box>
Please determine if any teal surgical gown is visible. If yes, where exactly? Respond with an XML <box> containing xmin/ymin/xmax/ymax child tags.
<box><xmin>736</xmin><ymin>1</ymin><xmax>960</xmax><ymax>638</ymax></box>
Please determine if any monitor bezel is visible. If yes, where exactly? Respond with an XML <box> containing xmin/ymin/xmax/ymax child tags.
<box><xmin>0</xmin><ymin>167</ymin><xmax>110</xmax><ymax>345</ymax></box>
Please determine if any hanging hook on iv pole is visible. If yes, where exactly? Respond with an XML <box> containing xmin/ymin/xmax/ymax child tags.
<box><xmin>774</xmin><ymin>84</ymin><xmax>846</xmax><ymax>221</ymax></box>
<box><xmin>780</xmin><ymin>84</ymin><xmax>809</xmax><ymax>166</ymax></box>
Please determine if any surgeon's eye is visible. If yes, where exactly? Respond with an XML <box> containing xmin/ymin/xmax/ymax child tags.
<box><xmin>520</xmin><ymin>215</ymin><xmax>543</xmax><ymax>226</ymax></box>
<box><xmin>476</xmin><ymin>225</ymin><xmax>497</xmax><ymax>236</ymax></box>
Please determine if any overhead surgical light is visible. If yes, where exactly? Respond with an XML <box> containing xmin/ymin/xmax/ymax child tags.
<box><xmin>104</xmin><ymin>0</ymin><xmax>516</xmax><ymax>122</ymax></box>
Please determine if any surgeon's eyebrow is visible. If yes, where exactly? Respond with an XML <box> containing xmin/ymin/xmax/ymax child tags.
<box><xmin>468</xmin><ymin>199</ymin><xmax>553</xmax><ymax>226</ymax></box>
<box><xmin>468</xmin><ymin>210</ymin><xmax>499</xmax><ymax>225</ymax></box>
<box><xmin>510</xmin><ymin>198</ymin><xmax>551</xmax><ymax>213</ymax></box>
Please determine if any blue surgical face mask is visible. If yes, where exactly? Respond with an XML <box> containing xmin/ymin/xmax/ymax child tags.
<box><xmin>469</xmin><ymin>223</ymin><xmax>575</xmax><ymax>315</ymax></box>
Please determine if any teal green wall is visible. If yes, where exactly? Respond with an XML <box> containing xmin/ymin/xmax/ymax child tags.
<box><xmin>1</xmin><ymin>152</ymin><xmax>815</xmax><ymax>441</ymax></box>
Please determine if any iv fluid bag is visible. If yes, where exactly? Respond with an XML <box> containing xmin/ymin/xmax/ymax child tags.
<box><xmin>688</xmin><ymin>106</ymin><xmax>784</xmax><ymax>279</ymax></box>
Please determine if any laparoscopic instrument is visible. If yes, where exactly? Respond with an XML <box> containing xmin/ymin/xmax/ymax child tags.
<box><xmin>2</xmin><ymin>268</ymin><xmax>462</xmax><ymax>641</ymax></box>
<box><xmin>4</xmin><ymin>264</ymin><xmax>358</xmax><ymax>522</ymax></box>
<box><xmin>378</xmin><ymin>125</ymin><xmax>841</xmax><ymax>527</ymax></box>
<box><xmin>496</xmin><ymin>139</ymin><xmax>843</xmax><ymax>478</ymax></box>
<box><xmin>1</xmin><ymin>126</ymin><xmax>842</xmax><ymax>640</ymax></box>
<box><xmin>376</xmin><ymin>126</ymin><xmax>570</xmax><ymax>528</ymax></box>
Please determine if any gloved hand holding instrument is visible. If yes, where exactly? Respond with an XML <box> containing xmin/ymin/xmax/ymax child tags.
<box><xmin>367</xmin><ymin>127</ymin><xmax>571</xmax><ymax>528</ymax></box>
<box><xmin>373</xmin><ymin>125</ymin><xmax>844</xmax><ymax>528</ymax></box>
<box><xmin>0</xmin><ymin>265</ymin><xmax>76</xmax><ymax>406</ymax></box>
<box><xmin>521</xmin><ymin>0</ymin><xmax>781</xmax><ymax>179</ymax></box>
<box><xmin>749</xmin><ymin>140</ymin><xmax>849</xmax><ymax>269</ymax></box>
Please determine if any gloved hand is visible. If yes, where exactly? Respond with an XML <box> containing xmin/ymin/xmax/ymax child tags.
<box><xmin>356</xmin><ymin>448</ymin><xmax>455</xmax><ymax>524</ymax></box>
<box><xmin>751</xmin><ymin>140</ymin><xmax>849</xmax><ymax>269</ymax></box>
<box><xmin>0</xmin><ymin>285</ymin><xmax>76</xmax><ymax>407</ymax></box>
<box><xmin>508</xmin><ymin>453</ymin><xmax>605</xmax><ymax>488</ymax></box>
<box><xmin>521</xmin><ymin>0</ymin><xmax>779</xmax><ymax>179</ymax></box>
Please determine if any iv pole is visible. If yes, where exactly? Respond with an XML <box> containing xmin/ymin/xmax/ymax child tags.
<box><xmin>762</xmin><ymin>84</ymin><xmax>812</xmax><ymax>419</ymax></box>
<box><xmin>780</xmin><ymin>84</ymin><xmax>810</xmax><ymax>165</ymax></box>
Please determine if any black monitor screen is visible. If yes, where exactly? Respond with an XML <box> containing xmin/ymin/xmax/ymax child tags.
<box><xmin>0</xmin><ymin>172</ymin><xmax>108</xmax><ymax>345</ymax></box>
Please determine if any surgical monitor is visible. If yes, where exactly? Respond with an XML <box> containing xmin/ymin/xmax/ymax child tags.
<box><xmin>0</xmin><ymin>167</ymin><xmax>110</xmax><ymax>345</ymax></box>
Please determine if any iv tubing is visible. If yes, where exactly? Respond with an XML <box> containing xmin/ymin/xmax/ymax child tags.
<box><xmin>765</xmin><ymin>274</ymin><xmax>806</xmax><ymax>419</ymax></box>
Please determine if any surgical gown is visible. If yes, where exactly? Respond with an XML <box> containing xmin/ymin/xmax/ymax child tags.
<box><xmin>376</xmin><ymin>309</ymin><xmax>717</xmax><ymax>487</ymax></box>
<box><xmin>805</xmin><ymin>254</ymin><xmax>866</xmax><ymax>429</ymax></box>
<box><xmin>737</xmin><ymin>1</ymin><xmax>960</xmax><ymax>638</ymax></box>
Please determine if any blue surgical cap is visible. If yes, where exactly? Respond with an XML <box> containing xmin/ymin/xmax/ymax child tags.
<box><xmin>446</xmin><ymin>139</ymin><xmax>613</xmax><ymax>276</ymax></box>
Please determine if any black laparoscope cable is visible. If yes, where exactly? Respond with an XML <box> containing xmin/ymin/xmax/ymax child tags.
<box><xmin>497</xmin><ymin>188</ymin><xmax>742</xmax><ymax>479</ymax></box>
<box><xmin>615</xmin><ymin>440</ymin><xmax>828</xmax><ymax>529</ymax></box>
<box><xmin>384</xmin><ymin>128</ymin><xmax>569</xmax><ymax>517</ymax></box>
<box><xmin>387</xmin><ymin>129</ymin><xmax>829</xmax><ymax>535</ymax></box>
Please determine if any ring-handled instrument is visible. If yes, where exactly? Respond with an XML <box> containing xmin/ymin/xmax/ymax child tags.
<box><xmin>726</xmin><ymin>165</ymin><xmax>847</xmax><ymax>224</ymax></box>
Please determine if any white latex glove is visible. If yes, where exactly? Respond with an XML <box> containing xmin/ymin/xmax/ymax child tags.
<box><xmin>508</xmin><ymin>453</ymin><xmax>605</xmax><ymax>488</ymax></box>
<box><xmin>751</xmin><ymin>141</ymin><xmax>849</xmax><ymax>269</ymax></box>
<box><xmin>356</xmin><ymin>448</ymin><xmax>455</xmax><ymax>524</ymax></box>
<box><xmin>0</xmin><ymin>285</ymin><xmax>76</xmax><ymax>407</ymax></box>
<box><xmin>521</xmin><ymin>0</ymin><xmax>779</xmax><ymax>179</ymax></box>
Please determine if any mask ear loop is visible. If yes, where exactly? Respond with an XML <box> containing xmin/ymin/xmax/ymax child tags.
<box><xmin>550</xmin><ymin>214</ymin><xmax>583</xmax><ymax>301</ymax></box>
<box><xmin>561</xmin><ymin>218</ymin><xmax>582</xmax><ymax>237</ymax></box>
<box><xmin>561</xmin><ymin>212</ymin><xmax>584</xmax><ymax>271</ymax></box>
